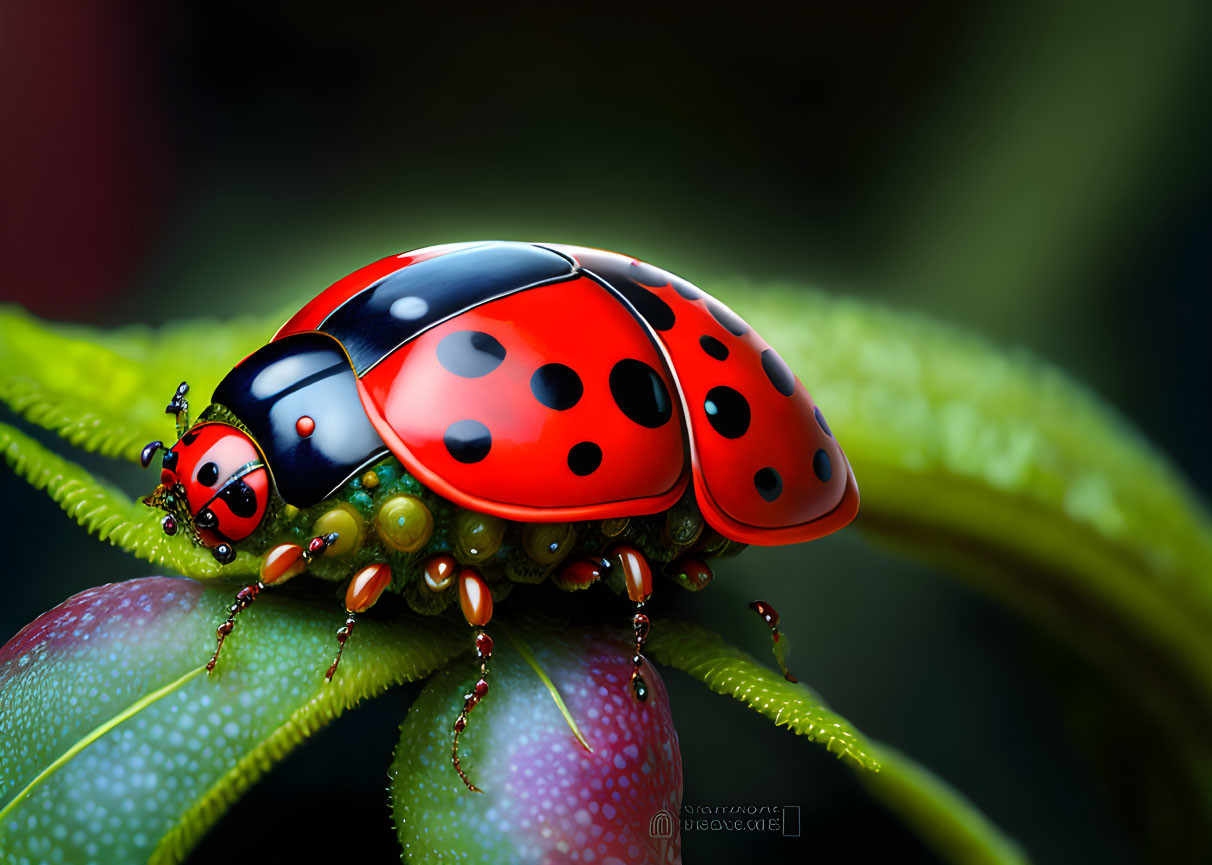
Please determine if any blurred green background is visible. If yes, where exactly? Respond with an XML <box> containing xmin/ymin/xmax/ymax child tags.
<box><xmin>1</xmin><ymin>2</ymin><xmax>1209</xmax><ymax>863</ymax></box>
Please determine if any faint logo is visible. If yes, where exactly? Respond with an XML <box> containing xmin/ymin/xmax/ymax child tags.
<box><xmin>649</xmin><ymin>809</ymin><xmax>675</xmax><ymax>839</ymax></box>
<box><xmin>782</xmin><ymin>805</ymin><xmax>800</xmax><ymax>837</ymax></box>
<box><xmin>677</xmin><ymin>803</ymin><xmax>802</xmax><ymax>836</ymax></box>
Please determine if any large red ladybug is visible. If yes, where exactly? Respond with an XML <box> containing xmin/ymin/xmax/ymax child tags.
<box><xmin>141</xmin><ymin>240</ymin><xmax>858</xmax><ymax>790</ymax></box>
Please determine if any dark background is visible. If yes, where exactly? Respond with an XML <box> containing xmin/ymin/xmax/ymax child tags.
<box><xmin>2</xmin><ymin>2</ymin><xmax>1209</xmax><ymax>863</ymax></box>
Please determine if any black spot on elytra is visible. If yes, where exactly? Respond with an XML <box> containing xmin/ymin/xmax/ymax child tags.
<box><xmin>197</xmin><ymin>462</ymin><xmax>219</xmax><ymax>487</ymax></box>
<box><xmin>629</xmin><ymin>261</ymin><xmax>704</xmax><ymax>301</ymax></box>
<box><xmin>181</xmin><ymin>430</ymin><xmax>199</xmax><ymax>446</ymax></box>
<box><xmin>761</xmin><ymin>349</ymin><xmax>795</xmax><ymax>397</ymax></box>
<box><xmin>531</xmin><ymin>363</ymin><xmax>583</xmax><ymax>411</ymax></box>
<box><xmin>813</xmin><ymin>448</ymin><xmax>832</xmax><ymax>482</ymax></box>
<box><xmin>613</xmin><ymin>279</ymin><xmax>676</xmax><ymax>331</ymax></box>
<box><xmin>444</xmin><ymin>420</ymin><xmax>493</xmax><ymax>463</ymax></box>
<box><xmin>814</xmin><ymin>406</ymin><xmax>832</xmax><ymax>437</ymax></box>
<box><xmin>754</xmin><ymin>467</ymin><xmax>783</xmax><ymax>501</ymax></box>
<box><xmin>609</xmin><ymin>359</ymin><xmax>673</xmax><ymax>428</ymax></box>
<box><xmin>699</xmin><ymin>335</ymin><xmax>729</xmax><ymax>361</ymax></box>
<box><xmin>436</xmin><ymin>331</ymin><xmax>506</xmax><ymax>378</ymax></box>
<box><xmin>706</xmin><ymin>299</ymin><xmax>748</xmax><ymax>337</ymax></box>
<box><xmin>704</xmin><ymin>386</ymin><xmax>751</xmax><ymax>439</ymax></box>
<box><xmin>220</xmin><ymin>478</ymin><xmax>259</xmax><ymax>518</ymax></box>
<box><xmin>670</xmin><ymin>277</ymin><xmax>703</xmax><ymax>300</ymax></box>
<box><xmin>627</xmin><ymin>261</ymin><xmax>671</xmax><ymax>288</ymax></box>
<box><xmin>567</xmin><ymin>441</ymin><xmax>603</xmax><ymax>476</ymax></box>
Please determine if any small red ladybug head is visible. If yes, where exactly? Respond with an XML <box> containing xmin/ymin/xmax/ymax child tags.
<box><xmin>142</xmin><ymin>422</ymin><xmax>270</xmax><ymax>564</ymax></box>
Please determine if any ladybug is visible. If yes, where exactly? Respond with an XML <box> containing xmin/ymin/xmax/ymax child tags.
<box><xmin>141</xmin><ymin>240</ymin><xmax>858</xmax><ymax>791</ymax></box>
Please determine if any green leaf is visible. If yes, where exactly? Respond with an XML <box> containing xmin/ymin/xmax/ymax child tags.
<box><xmin>647</xmin><ymin>619</ymin><xmax>1028</xmax><ymax>865</ymax></box>
<box><xmin>0</xmin><ymin>305</ymin><xmax>286</xmax><ymax>462</ymax></box>
<box><xmin>646</xmin><ymin>617</ymin><xmax>879</xmax><ymax>770</ymax></box>
<box><xmin>722</xmin><ymin>288</ymin><xmax>1212</xmax><ymax>750</ymax></box>
<box><xmin>0</xmin><ymin>421</ymin><xmax>258</xmax><ymax>578</ymax></box>
<box><xmin>0</xmin><ymin>576</ymin><xmax>465</xmax><ymax>864</ymax></box>
<box><xmin>861</xmin><ymin>744</ymin><xmax>1030</xmax><ymax>865</ymax></box>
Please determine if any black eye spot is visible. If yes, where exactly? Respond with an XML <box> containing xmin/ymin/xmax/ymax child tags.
<box><xmin>531</xmin><ymin>363</ymin><xmax>583</xmax><ymax>411</ymax></box>
<box><xmin>197</xmin><ymin>462</ymin><xmax>219</xmax><ymax>486</ymax></box>
<box><xmin>813</xmin><ymin>448</ymin><xmax>832</xmax><ymax>482</ymax></box>
<box><xmin>754</xmin><ymin>467</ymin><xmax>783</xmax><ymax>501</ymax></box>
<box><xmin>613</xmin><ymin>280</ymin><xmax>676</xmax><ymax>331</ymax></box>
<box><xmin>761</xmin><ymin>349</ymin><xmax>796</xmax><ymax>397</ymax></box>
<box><xmin>195</xmin><ymin>508</ymin><xmax>217</xmax><ymax>529</ymax></box>
<box><xmin>699</xmin><ymin>335</ymin><xmax>729</xmax><ymax>361</ymax></box>
<box><xmin>444</xmin><ymin>419</ymin><xmax>493</xmax><ymax>463</ymax></box>
<box><xmin>706</xmin><ymin>299</ymin><xmax>748</xmax><ymax>337</ymax></box>
<box><xmin>567</xmin><ymin>441</ymin><xmax>603</xmax><ymax>476</ymax></box>
<box><xmin>609</xmin><ymin>359</ymin><xmax>673</xmax><ymax>429</ymax></box>
<box><xmin>703</xmin><ymin>386</ymin><xmax>751</xmax><ymax>439</ymax></box>
<box><xmin>436</xmin><ymin>330</ymin><xmax>506</xmax><ymax>378</ymax></box>
<box><xmin>814</xmin><ymin>406</ymin><xmax>833</xmax><ymax>437</ymax></box>
<box><xmin>220</xmin><ymin>479</ymin><xmax>258</xmax><ymax>518</ymax></box>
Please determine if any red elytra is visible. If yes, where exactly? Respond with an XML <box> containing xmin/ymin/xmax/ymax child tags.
<box><xmin>360</xmin><ymin>275</ymin><xmax>685</xmax><ymax>517</ymax></box>
<box><xmin>274</xmin><ymin>242</ymin><xmax>858</xmax><ymax>546</ymax></box>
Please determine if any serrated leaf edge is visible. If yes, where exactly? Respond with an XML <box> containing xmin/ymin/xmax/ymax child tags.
<box><xmin>0</xmin><ymin>421</ymin><xmax>257</xmax><ymax>577</ymax></box>
<box><xmin>646</xmin><ymin>618</ymin><xmax>879</xmax><ymax>771</ymax></box>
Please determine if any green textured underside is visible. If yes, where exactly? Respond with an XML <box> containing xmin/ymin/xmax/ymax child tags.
<box><xmin>0</xmin><ymin>577</ymin><xmax>464</xmax><ymax>865</ymax></box>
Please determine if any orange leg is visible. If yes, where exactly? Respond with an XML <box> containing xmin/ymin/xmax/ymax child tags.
<box><xmin>451</xmin><ymin>565</ymin><xmax>493</xmax><ymax>793</ymax></box>
<box><xmin>326</xmin><ymin>561</ymin><xmax>393</xmax><ymax>681</ymax></box>
<box><xmin>206</xmin><ymin>533</ymin><xmax>337</xmax><ymax>674</ymax></box>
<box><xmin>610</xmin><ymin>545</ymin><xmax>654</xmax><ymax>701</ymax></box>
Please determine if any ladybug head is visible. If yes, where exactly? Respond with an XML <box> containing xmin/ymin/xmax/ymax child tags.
<box><xmin>142</xmin><ymin>422</ymin><xmax>270</xmax><ymax>564</ymax></box>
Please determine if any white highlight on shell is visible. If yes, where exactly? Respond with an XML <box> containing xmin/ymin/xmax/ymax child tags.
<box><xmin>390</xmin><ymin>295</ymin><xmax>430</xmax><ymax>321</ymax></box>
